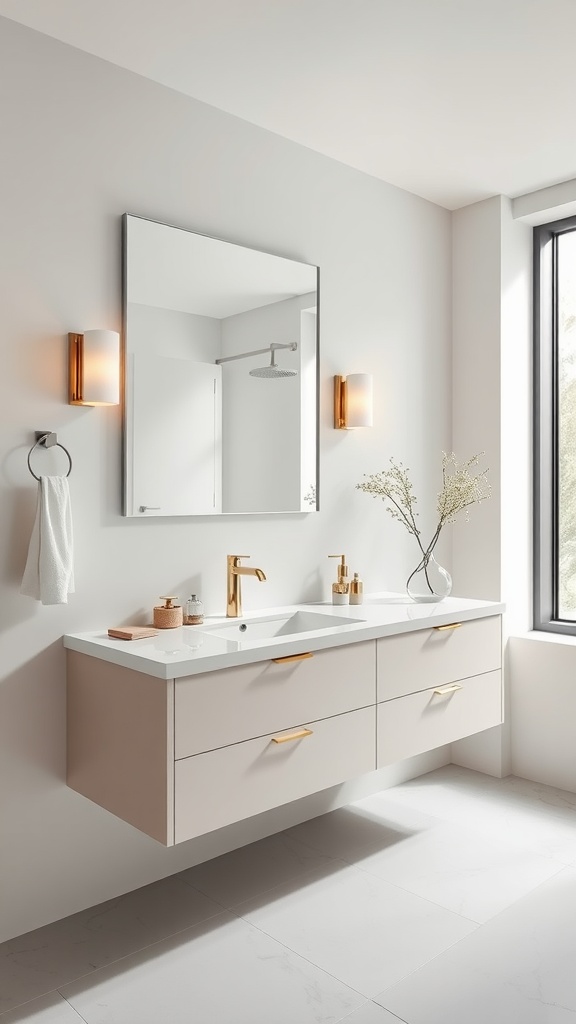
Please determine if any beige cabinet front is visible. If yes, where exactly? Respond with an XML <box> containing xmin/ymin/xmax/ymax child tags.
<box><xmin>175</xmin><ymin>706</ymin><xmax>376</xmax><ymax>843</ymax></box>
<box><xmin>377</xmin><ymin>669</ymin><xmax>502</xmax><ymax>767</ymax></box>
<box><xmin>377</xmin><ymin>615</ymin><xmax>501</xmax><ymax>702</ymax></box>
<box><xmin>175</xmin><ymin>640</ymin><xmax>376</xmax><ymax>757</ymax></box>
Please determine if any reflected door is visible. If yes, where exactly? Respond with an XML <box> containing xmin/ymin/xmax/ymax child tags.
<box><xmin>127</xmin><ymin>354</ymin><xmax>222</xmax><ymax>515</ymax></box>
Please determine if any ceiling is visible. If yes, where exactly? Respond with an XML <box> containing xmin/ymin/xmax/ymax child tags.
<box><xmin>1</xmin><ymin>0</ymin><xmax>575</xmax><ymax>210</ymax></box>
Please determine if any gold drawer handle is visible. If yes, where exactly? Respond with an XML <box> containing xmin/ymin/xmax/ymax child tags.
<box><xmin>433</xmin><ymin>622</ymin><xmax>462</xmax><ymax>631</ymax></box>
<box><xmin>271</xmin><ymin>728</ymin><xmax>313</xmax><ymax>744</ymax></box>
<box><xmin>433</xmin><ymin>683</ymin><xmax>463</xmax><ymax>695</ymax></box>
<box><xmin>271</xmin><ymin>652</ymin><xmax>314</xmax><ymax>664</ymax></box>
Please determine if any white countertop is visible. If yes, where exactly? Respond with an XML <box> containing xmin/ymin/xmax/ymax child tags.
<box><xmin>63</xmin><ymin>594</ymin><xmax>504</xmax><ymax>680</ymax></box>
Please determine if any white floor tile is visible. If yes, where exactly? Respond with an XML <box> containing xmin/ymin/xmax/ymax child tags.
<box><xmin>0</xmin><ymin>876</ymin><xmax>221</xmax><ymax>1014</ymax></box>
<box><xmin>501</xmin><ymin>774</ymin><xmax>576</xmax><ymax>813</ymax></box>
<box><xmin>376</xmin><ymin>864</ymin><xmax>576</xmax><ymax>1024</ymax></box>
<box><xmin>10</xmin><ymin>767</ymin><xmax>576</xmax><ymax>1024</ymax></box>
<box><xmin>356</xmin><ymin>819</ymin><xmax>565</xmax><ymax>922</ymax></box>
<box><xmin>236</xmin><ymin>861</ymin><xmax>476</xmax><ymax>997</ymax></box>
<box><xmin>497</xmin><ymin>775</ymin><xmax>576</xmax><ymax>861</ymax></box>
<box><xmin>351</xmin><ymin>790</ymin><xmax>445</xmax><ymax>834</ymax></box>
<box><xmin>286</xmin><ymin>797</ymin><xmax>441</xmax><ymax>864</ymax></box>
<box><xmin>384</xmin><ymin>767</ymin><xmax>576</xmax><ymax>863</ymax></box>
<box><xmin>379</xmin><ymin>765</ymin><xmax>511</xmax><ymax>824</ymax></box>
<box><xmin>340</xmin><ymin>1002</ymin><xmax>407</xmax><ymax>1023</ymax></box>
<box><xmin>61</xmin><ymin>911</ymin><xmax>364</xmax><ymax>1024</ymax></box>
<box><xmin>179</xmin><ymin>830</ymin><xmax>338</xmax><ymax>907</ymax></box>
<box><xmin>0</xmin><ymin>992</ymin><xmax>84</xmax><ymax>1022</ymax></box>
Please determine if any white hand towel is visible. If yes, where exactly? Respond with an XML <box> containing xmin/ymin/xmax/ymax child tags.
<box><xmin>21</xmin><ymin>475</ymin><xmax>75</xmax><ymax>605</ymax></box>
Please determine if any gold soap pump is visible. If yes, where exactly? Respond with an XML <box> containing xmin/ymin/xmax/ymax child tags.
<box><xmin>153</xmin><ymin>595</ymin><xmax>183</xmax><ymax>629</ymax></box>
<box><xmin>329</xmin><ymin>554</ymin><xmax>349</xmax><ymax>605</ymax></box>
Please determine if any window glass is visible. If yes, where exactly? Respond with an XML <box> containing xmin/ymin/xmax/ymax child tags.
<box><xmin>557</xmin><ymin>230</ymin><xmax>576</xmax><ymax>620</ymax></box>
<box><xmin>534</xmin><ymin>215</ymin><xmax>576</xmax><ymax>634</ymax></box>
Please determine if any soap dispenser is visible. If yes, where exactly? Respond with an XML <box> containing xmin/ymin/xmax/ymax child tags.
<box><xmin>329</xmin><ymin>554</ymin><xmax>350</xmax><ymax>605</ymax></box>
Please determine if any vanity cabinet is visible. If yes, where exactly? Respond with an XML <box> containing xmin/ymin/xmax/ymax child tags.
<box><xmin>66</xmin><ymin>641</ymin><xmax>377</xmax><ymax>847</ymax></box>
<box><xmin>376</xmin><ymin>616</ymin><xmax>503</xmax><ymax>766</ymax></box>
<box><xmin>65</xmin><ymin>606</ymin><xmax>503</xmax><ymax>847</ymax></box>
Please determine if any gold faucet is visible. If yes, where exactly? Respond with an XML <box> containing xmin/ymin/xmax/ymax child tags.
<box><xmin>227</xmin><ymin>555</ymin><xmax>266</xmax><ymax>617</ymax></box>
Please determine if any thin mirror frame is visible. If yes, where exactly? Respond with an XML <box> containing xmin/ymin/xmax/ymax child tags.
<box><xmin>121</xmin><ymin>214</ymin><xmax>320</xmax><ymax>517</ymax></box>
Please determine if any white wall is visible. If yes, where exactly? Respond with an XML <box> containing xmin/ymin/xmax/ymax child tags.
<box><xmin>451</xmin><ymin>196</ymin><xmax>503</xmax><ymax>602</ymax></box>
<box><xmin>509</xmin><ymin>634</ymin><xmax>576</xmax><ymax>791</ymax></box>
<box><xmin>450</xmin><ymin>197</ymin><xmax>505</xmax><ymax>776</ymax></box>
<box><xmin>0</xmin><ymin>19</ymin><xmax>452</xmax><ymax>941</ymax></box>
<box><xmin>450</xmin><ymin>196</ymin><xmax>532</xmax><ymax>777</ymax></box>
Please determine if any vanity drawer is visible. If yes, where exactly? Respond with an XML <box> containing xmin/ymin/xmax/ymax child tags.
<box><xmin>174</xmin><ymin>706</ymin><xmax>376</xmax><ymax>843</ymax></box>
<box><xmin>175</xmin><ymin>640</ymin><xmax>376</xmax><ymax>757</ymax></box>
<box><xmin>377</xmin><ymin>669</ymin><xmax>502</xmax><ymax>767</ymax></box>
<box><xmin>377</xmin><ymin>615</ymin><xmax>501</xmax><ymax>702</ymax></box>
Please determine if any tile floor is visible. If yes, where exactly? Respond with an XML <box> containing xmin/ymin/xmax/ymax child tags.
<box><xmin>3</xmin><ymin>765</ymin><xmax>576</xmax><ymax>1022</ymax></box>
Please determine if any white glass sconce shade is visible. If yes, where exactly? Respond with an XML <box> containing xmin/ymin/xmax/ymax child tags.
<box><xmin>334</xmin><ymin>373</ymin><xmax>373</xmax><ymax>429</ymax></box>
<box><xmin>69</xmin><ymin>330</ymin><xmax>120</xmax><ymax>406</ymax></box>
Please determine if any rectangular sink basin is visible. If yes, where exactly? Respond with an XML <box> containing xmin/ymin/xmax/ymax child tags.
<box><xmin>201</xmin><ymin>610</ymin><xmax>363</xmax><ymax>642</ymax></box>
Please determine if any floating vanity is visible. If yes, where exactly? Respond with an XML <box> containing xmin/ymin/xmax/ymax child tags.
<box><xmin>64</xmin><ymin>595</ymin><xmax>504</xmax><ymax>846</ymax></box>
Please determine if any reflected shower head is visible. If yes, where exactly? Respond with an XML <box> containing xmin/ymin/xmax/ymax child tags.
<box><xmin>216</xmin><ymin>341</ymin><xmax>298</xmax><ymax>377</ymax></box>
<box><xmin>249</xmin><ymin>347</ymin><xmax>298</xmax><ymax>379</ymax></box>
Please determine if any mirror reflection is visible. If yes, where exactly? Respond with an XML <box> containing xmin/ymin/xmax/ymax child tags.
<box><xmin>122</xmin><ymin>215</ymin><xmax>319</xmax><ymax>517</ymax></box>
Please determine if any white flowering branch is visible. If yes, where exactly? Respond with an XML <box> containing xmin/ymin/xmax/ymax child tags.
<box><xmin>356</xmin><ymin>453</ymin><xmax>490</xmax><ymax>564</ymax></box>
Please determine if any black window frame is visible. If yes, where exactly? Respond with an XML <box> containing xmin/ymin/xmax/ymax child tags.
<box><xmin>534</xmin><ymin>212</ymin><xmax>576</xmax><ymax>634</ymax></box>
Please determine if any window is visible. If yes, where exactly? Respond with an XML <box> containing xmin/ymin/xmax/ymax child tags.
<box><xmin>534</xmin><ymin>214</ymin><xmax>576</xmax><ymax>633</ymax></box>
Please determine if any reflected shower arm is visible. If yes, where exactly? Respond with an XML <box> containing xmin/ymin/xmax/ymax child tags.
<box><xmin>215</xmin><ymin>342</ymin><xmax>297</xmax><ymax>365</ymax></box>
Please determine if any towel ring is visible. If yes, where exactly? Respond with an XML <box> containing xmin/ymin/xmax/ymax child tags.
<box><xmin>27</xmin><ymin>431</ymin><xmax>72</xmax><ymax>481</ymax></box>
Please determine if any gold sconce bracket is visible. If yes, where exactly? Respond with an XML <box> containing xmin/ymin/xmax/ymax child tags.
<box><xmin>68</xmin><ymin>333</ymin><xmax>84</xmax><ymax>405</ymax></box>
<box><xmin>334</xmin><ymin>375</ymin><xmax>347</xmax><ymax>429</ymax></box>
<box><xmin>68</xmin><ymin>330</ymin><xmax>120</xmax><ymax>407</ymax></box>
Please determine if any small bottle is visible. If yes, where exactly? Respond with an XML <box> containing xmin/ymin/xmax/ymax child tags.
<box><xmin>349</xmin><ymin>573</ymin><xmax>363</xmax><ymax>605</ymax></box>
<box><xmin>329</xmin><ymin>554</ymin><xmax>349</xmax><ymax>605</ymax></box>
<box><xmin>185</xmin><ymin>594</ymin><xmax>204</xmax><ymax>625</ymax></box>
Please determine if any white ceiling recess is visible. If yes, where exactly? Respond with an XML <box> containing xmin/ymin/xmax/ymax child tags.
<box><xmin>1</xmin><ymin>0</ymin><xmax>576</xmax><ymax>210</ymax></box>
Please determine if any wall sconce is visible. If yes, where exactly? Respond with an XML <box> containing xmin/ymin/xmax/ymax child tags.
<box><xmin>334</xmin><ymin>373</ymin><xmax>373</xmax><ymax>429</ymax></box>
<box><xmin>68</xmin><ymin>330</ymin><xmax>120</xmax><ymax>406</ymax></box>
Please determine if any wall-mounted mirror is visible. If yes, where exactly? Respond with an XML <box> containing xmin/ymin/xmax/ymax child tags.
<box><xmin>122</xmin><ymin>215</ymin><xmax>319</xmax><ymax>517</ymax></box>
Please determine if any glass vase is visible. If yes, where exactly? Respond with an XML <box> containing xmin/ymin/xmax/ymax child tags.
<box><xmin>406</xmin><ymin>549</ymin><xmax>452</xmax><ymax>603</ymax></box>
